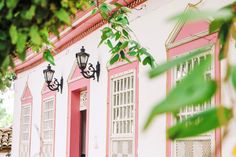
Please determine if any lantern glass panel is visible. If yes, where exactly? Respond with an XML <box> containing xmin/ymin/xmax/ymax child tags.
<box><xmin>81</xmin><ymin>53</ymin><xmax>89</xmax><ymax>69</ymax></box>
<box><xmin>76</xmin><ymin>52</ymin><xmax>89</xmax><ymax>70</ymax></box>
<box><xmin>43</xmin><ymin>66</ymin><xmax>55</xmax><ymax>83</ymax></box>
<box><xmin>46</xmin><ymin>70</ymin><xmax>54</xmax><ymax>82</ymax></box>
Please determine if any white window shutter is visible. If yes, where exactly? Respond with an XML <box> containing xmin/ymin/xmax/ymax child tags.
<box><xmin>41</xmin><ymin>99</ymin><xmax>55</xmax><ymax>157</ymax></box>
<box><xmin>110</xmin><ymin>70</ymin><xmax>136</xmax><ymax>157</ymax></box>
<box><xmin>173</xmin><ymin>50</ymin><xmax>214</xmax><ymax>157</ymax></box>
<box><xmin>20</xmin><ymin>105</ymin><xmax>31</xmax><ymax>157</ymax></box>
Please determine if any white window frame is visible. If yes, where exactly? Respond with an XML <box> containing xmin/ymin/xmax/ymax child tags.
<box><xmin>19</xmin><ymin>103</ymin><xmax>31</xmax><ymax>157</ymax></box>
<box><xmin>172</xmin><ymin>45</ymin><xmax>216</xmax><ymax>157</ymax></box>
<box><xmin>109</xmin><ymin>69</ymin><xmax>136</xmax><ymax>157</ymax></box>
<box><xmin>41</xmin><ymin>97</ymin><xmax>55</xmax><ymax>157</ymax></box>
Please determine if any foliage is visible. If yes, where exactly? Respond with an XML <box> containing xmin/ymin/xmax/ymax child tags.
<box><xmin>0</xmin><ymin>105</ymin><xmax>12</xmax><ymax>128</ymax></box>
<box><xmin>95</xmin><ymin>2</ymin><xmax>156</xmax><ymax>68</ymax></box>
<box><xmin>0</xmin><ymin>0</ymin><xmax>95</xmax><ymax>90</ymax></box>
<box><xmin>144</xmin><ymin>1</ymin><xmax>236</xmax><ymax>141</ymax></box>
<box><xmin>0</xmin><ymin>0</ymin><xmax>155</xmax><ymax>91</ymax></box>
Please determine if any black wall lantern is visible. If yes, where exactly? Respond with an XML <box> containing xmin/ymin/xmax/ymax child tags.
<box><xmin>76</xmin><ymin>46</ymin><xmax>100</xmax><ymax>82</ymax></box>
<box><xmin>43</xmin><ymin>64</ymin><xmax>63</xmax><ymax>93</ymax></box>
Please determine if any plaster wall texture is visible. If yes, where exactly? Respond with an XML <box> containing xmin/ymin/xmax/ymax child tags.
<box><xmin>12</xmin><ymin>0</ymin><xmax>236</xmax><ymax>157</ymax></box>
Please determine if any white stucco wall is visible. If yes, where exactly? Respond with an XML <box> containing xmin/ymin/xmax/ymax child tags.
<box><xmin>12</xmin><ymin>0</ymin><xmax>236</xmax><ymax>157</ymax></box>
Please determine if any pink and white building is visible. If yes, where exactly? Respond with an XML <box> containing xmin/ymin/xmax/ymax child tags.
<box><xmin>12</xmin><ymin>0</ymin><xmax>236</xmax><ymax>157</ymax></box>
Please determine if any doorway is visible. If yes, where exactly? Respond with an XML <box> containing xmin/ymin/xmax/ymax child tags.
<box><xmin>80</xmin><ymin>110</ymin><xmax>86</xmax><ymax>157</ymax></box>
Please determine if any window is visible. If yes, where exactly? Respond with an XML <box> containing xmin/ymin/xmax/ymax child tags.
<box><xmin>19</xmin><ymin>104</ymin><xmax>31</xmax><ymax>157</ymax></box>
<box><xmin>41</xmin><ymin>99</ymin><xmax>55</xmax><ymax>157</ymax></box>
<box><xmin>173</xmin><ymin>47</ymin><xmax>214</xmax><ymax>157</ymax></box>
<box><xmin>110</xmin><ymin>70</ymin><xmax>136</xmax><ymax>157</ymax></box>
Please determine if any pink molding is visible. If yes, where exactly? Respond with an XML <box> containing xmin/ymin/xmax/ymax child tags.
<box><xmin>14</xmin><ymin>0</ymin><xmax>147</xmax><ymax>74</ymax></box>
<box><xmin>67</xmin><ymin>65</ymin><xmax>90</xmax><ymax>157</ymax></box>
<box><xmin>41</xmin><ymin>84</ymin><xmax>57</xmax><ymax>157</ymax></box>
<box><xmin>174</xmin><ymin>21</ymin><xmax>210</xmax><ymax>43</ymax></box>
<box><xmin>19</xmin><ymin>83</ymin><xmax>33</xmax><ymax>157</ymax></box>
<box><xmin>71</xmin><ymin>65</ymin><xmax>82</xmax><ymax>80</ymax></box>
<box><xmin>106</xmin><ymin>61</ymin><xmax>139</xmax><ymax>157</ymax></box>
<box><xmin>166</xmin><ymin>20</ymin><xmax>221</xmax><ymax>157</ymax></box>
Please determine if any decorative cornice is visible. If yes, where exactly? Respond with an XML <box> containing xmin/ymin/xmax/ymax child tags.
<box><xmin>15</xmin><ymin>0</ymin><xmax>147</xmax><ymax>74</ymax></box>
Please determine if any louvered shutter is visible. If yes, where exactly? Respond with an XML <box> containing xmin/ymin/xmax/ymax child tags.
<box><xmin>41</xmin><ymin>99</ymin><xmax>55</xmax><ymax>157</ymax></box>
<box><xmin>173</xmin><ymin>50</ymin><xmax>214</xmax><ymax>157</ymax></box>
<box><xmin>20</xmin><ymin>105</ymin><xmax>31</xmax><ymax>157</ymax></box>
<box><xmin>110</xmin><ymin>70</ymin><xmax>136</xmax><ymax>157</ymax></box>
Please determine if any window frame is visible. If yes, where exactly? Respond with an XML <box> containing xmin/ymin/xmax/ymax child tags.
<box><xmin>40</xmin><ymin>95</ymin><xmax>56</xmax><ymax>157</ymax></box>
<box><xmin>107</xmin><ymin>61</ymin><xmax>139</xmax><ymax>157</ymax></box>
<box><xmin>19</xmin><ymin>102</ymin><xmax>32</xmax><ymax>157</ymax></box>
<box><xmin>171</xmin><ymin>44</ymin><xmax>216</xmax><ymax>157</ymax></box>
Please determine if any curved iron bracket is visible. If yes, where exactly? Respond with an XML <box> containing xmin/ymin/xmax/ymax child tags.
<box><xmin>81</xmin><ymin>62</ymin><xmax>100</xmax><ymax>82</ymax></box>
<box><xmin>47</xmin><ymin>77</ymin><xmax>63</xmax><ymax>93</ymax></box>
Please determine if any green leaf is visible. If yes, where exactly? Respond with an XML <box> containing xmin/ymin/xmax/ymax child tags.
<box><xmin>128</xmin><ymin>51</ymin><xmax>137</xmax><ymax>56</ymax></box>
<box><xmin>231</xmin><ymin>66</ymin><xmax>236</xmax><ymax>91</ymax></box>
<box><xmin>122</xmin><ymin>29</ymin><xmax>129</xmax><ymax>39</ymax></box>
<box><xmin>9</xmin><ymin>25</ymin><xmax>18</xmax><ymax>44</ymax></box>
<box><xmin>107</xmin><ymin>39</ymin><xmax>113</xmax><ymax>49</ymax></box>
<box><xmin>55</xmin><ymin>9</ymin><xmax>71</xmax><ymax>25</ymax></box>
<box><xmin>218</xmin><ymin>22</ymin><xmax>231</xmax><ymax>60</ymax></box>
<box><xmin>209</xmin><ymin>19</ymin><xmax>225</xmax><ymax>33</ymax></box>
<box><xmin>43</xmin><ymin>49</ymin><xmax>55</xmax><ymax>65</ymax></box>
<box><xmin>0</xmin><ymin>42</ymin><xmax>7</xmax><ymax>51</ymax></box>
<box><xmin>91</xmin><ymin>8</ymin><xmax>98</xmax><ymax>15</ymax></box>
<box><xmin>29</xmin><ymin>25</ymin><xmax>42</xmax><ymax>45</ymax></box>
<box><xmin>144</xmin><ymin>57</ymin><xmax>217</xmax><ymax>129</ymax></box>
<box><xmin>16</xmin><ymin>33</ymin><xmax>27</xmax><ymax>59</ymax></box>
<box><xmin>114</xmin><ymin>32</ymin><xmax>121</xmax><ymax>41</ymax></box>
<box><xmin>149</xmin><ymin>46</ymin><xmax>211</xmax><ymax>78</ymax></box>
<box><xmin>120</xmin><ymin>50</ymin><xmax>125</xmax><ymax>59</ymax></box>
<box><xmin>1</xmin><ymin>56</ymin><xmax>10</xmax><ymax>70</ymax></box>
<box><xmin>169</xmin><ymin>9</ymin><xmax>233</xmax><ymax>22</ymax></box>
<box><xmin>111</xmin><ymin>42</ymin><xmax>122</xmax><ymax>54</ymax></box>
<box><xmin>113</xmin><ymin>2</ymin><xmax>123</xmax><ymax>8</ymax></box>
<box><xmin>99</xmin><ymin>3</ymin><xmax>112</xmax><ymax>13</ymax></box>
<box><xmin>6</xmin><ymin>0</ymin><xmax>18</xmax><ymax>9</ymax></box>
<box><xmin>120</xmin><ymin>41</ymin><xmax>129</xmax><ymax>49</ymax></box>
<box><xmin>0</xmin><ymin>0</ymin><xmax>4</xmax><ymax>10</ymax></box>
<box><xmin>168</xmin><ymin>107</ymin><xmax>232</xmax><ymax>139</ymax></box>
<box><xmin>143</xmin><ymin>56</ymin><xmax>151</xmax><ymax>66</ymax></box>
<box><xmin>21</xmin><ymin>5</ymin><xmax>36</xmax><ymax>20</ymax></box>
<box><xmin>0</xmin><ymin>30</ymin><xmax>7</xmax><ymax>40</ymax></box>
<box><xmin>110</xmin><ymin>54</ymin><xmax>119</xmax><ymax>65</ymax></box>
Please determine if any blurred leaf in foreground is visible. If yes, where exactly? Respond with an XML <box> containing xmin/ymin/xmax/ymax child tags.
<box><xmin>144</xmin><ymin>56</ymin><xmax>217</xmax><ymax>129</ymax></box>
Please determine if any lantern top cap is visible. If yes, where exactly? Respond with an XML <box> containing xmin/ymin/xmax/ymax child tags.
<box><xmin>47</xmin><ymin>64</ymin><xmax>51</xmax><ymax>70</ymax></box>
<box><xmin>43</xmin><ymin>64</ymin><xmax>55</xmax><ymax>74</ymax></box>
<box><xmin>81</xmin><ymin>46</ymin><xmax>85</xmax><ymax>52</ymax></box>
<box><xmin>76</xmin><ymin>46</ymin><xmax>89</xmax><ymax>57</ymax></box>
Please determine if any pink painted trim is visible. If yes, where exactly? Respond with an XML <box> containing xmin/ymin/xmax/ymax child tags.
<box><xmin>174</xmin><ymin>21</ymin><xmax>209</xmax><ymax>43</ymax></box>
<box><xmin>19</xmin><ymin>83</ymin><xmax>33</xmax><ymax>157</ymax></box>
<box><xmin>166</xmin><ymin>33</ymin><xmax>221</xmax><ymax>157</ymax></box>
<box><xmin>40</xmin><ymin>88</ymin><xmax>56</xmax><ymax>157</ymax></box>
<box><xmin>106</xmin><ymin>61</ymin><xmax>139</xmax><ymax>157</ymax></box>
<box><xmin>14</xmin><ymin>0</ymin><xmax>146</xmax><ymax>74</ymax></box>
<box><xmin>66</xmin><ymin>77</ymin><xmax>90</xmax><ymax>157</ymax></box>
